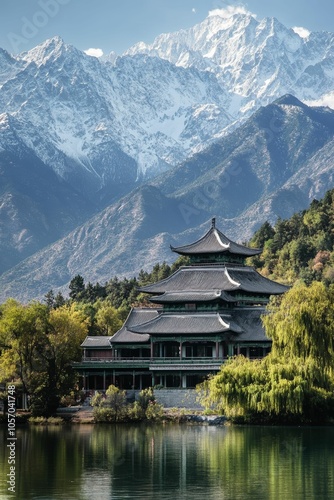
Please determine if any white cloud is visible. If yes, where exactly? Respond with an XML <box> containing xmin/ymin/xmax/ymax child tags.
<box><xmin>208</xmin><ymin>5</ymin><xmax>254</xmax><ymax>19</ymax></box>
<box><xmin>292</xmin><ymin>26</ymin><xmax>311</xmax><ymax>38</ymax></box>
<box><xmin>84</xmin><ymin>48</ymin><xmax>104</xmax><ymax>58</ymax></box>
<box><xmin>192</xmin><ymin>8</ymin><xmax>196</xmax><ymax>14</ymax></box>
<box><xmin>305</xmin><ymin>92</ymin><xmax>334</xmax><ymax>110</ymax></box>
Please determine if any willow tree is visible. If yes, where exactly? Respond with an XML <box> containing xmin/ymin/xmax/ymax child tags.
<box><xmin>198</xmin><ymin>282</ymin><xmax>334</xmax><ymax>423</ymax></box>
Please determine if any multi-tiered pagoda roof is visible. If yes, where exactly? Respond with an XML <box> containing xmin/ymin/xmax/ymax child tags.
<box><xmin>108</xmin><ymin>217</ymin><xmax>288</xmax><ymax>343</ymax></box>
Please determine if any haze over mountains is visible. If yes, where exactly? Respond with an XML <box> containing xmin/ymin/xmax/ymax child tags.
<box><xmin>1</xmin><ymin>11</ymin><xmax>334</xmax><ymax>302</ymax></box>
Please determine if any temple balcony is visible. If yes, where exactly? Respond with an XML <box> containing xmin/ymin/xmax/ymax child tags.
<box><xmin>149</xmin><ymin>357</ymin><xmax>225</xmax><ymax>370</ymax></box>
<box><xmin>73</xmin><ymin>355</ymin><xmax>228</xmax><ymax>370</ymax></box>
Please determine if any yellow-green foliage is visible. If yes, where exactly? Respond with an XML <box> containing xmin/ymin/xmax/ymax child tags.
<box><xmin>0</xmin><ymin>300</ymin><xmax>89</xmax><ymax>416</ymax></box>
<box><xmin>145</xmin><ymin>401</ymin><xmax>164</xmax><ymax>420</ymax></box>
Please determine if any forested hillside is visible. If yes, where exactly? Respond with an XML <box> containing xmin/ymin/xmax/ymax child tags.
<box><xmin>249</xmin><ymin>189</ymin><xmax>334</xmax><ymax>286</ymax></box>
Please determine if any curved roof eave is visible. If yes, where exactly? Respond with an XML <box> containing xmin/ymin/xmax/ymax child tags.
<box><xmin>171</xmin><ymin>222</ymin><xmax>262</xmax><ymax>257</ymax></box>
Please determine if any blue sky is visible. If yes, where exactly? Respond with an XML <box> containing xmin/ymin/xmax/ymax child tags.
<box><xmin>1</xmin><ymin>0</ymin><xmax>333</xmax><ymax>56</ymax></box>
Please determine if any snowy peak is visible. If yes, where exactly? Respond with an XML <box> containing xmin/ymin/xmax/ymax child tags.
<box><xmin>126</xmin><ymin>11</ymin><xmax>334</xmax><ymax>115</ymax></box>
<box><xmin>0</xmin><ymin>48</ymin><xmax>22</xmax><ymax>85</ymax></box>
<box><xmin>126</xmin><ymin>13</ymin><xmax>295</xmax><ymax>64</ymax></box>
<box><xmin>19</xmin><ymin>36</ymin><xmax>79</xmax><ymax>66</ymax></box>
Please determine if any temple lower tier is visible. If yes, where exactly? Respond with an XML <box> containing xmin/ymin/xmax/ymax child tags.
<box><xmin>74</xmin><ymin>340</ymin><xmax>271</xmax><ymax>391</ymax></box>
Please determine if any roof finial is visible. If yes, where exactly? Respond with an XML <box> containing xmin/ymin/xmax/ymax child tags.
<box><xmin>212</xmin><ymin>217</ymin><xmax>216</xmax><ymax>228</ymax></box>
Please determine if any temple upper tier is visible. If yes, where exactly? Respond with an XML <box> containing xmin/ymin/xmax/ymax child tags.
<box><xmin>171</xmin><ymin>217</ymin><xmax>262</xmax><ymax>264</ymax></box>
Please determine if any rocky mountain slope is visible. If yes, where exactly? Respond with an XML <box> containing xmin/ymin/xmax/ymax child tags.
<box><xmin>0</xmin><ymin>35</ymin><xmax>232</xmax><ymax>272</ymax></box>
<box><xmin>1</xmin><ymin>96</ymin><xmax>334</xmax><ymax>303</ymax></box>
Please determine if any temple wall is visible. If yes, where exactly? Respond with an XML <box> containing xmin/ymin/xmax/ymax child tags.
<box><xmin>152</xmin><ymin>389</ymin><xmax>204</xmax><ymax>409</ymax></box>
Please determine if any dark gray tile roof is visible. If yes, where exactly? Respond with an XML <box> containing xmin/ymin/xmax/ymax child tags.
<box><xmin>81</xmin><ymin>336</ymin><xmax>112</xmax><ymax>348</ymax></box>
<box><xmin>128</xmin><ymin>312</ymin><xmax>242</xmax><ymax>335</ymax></box>
<box><xmin>171</xmin><ymin>226</ymin><xmax>261</xmax><ymax>257</ymax></box>
<box><xmin>111</xmin><ymin>330</ymin><xmax>151</xmax><ymax>343</ymax></box>
<box><xmin>110</xmin><ymin>308</ymin><xmax>159</xmax><ymax>344</ymax></box>
<box><xmin>82</xmin><ymin>308</ymin><xmax>269</xmax><ymax>345</ymax></box>
<box><xmin>149</xmin><ymin>290</ymin><xmax>236</xmax><ymax>303</ymax></box>
<box><xmin>139</xmin><ymin>266</ymin><xmax>288</xmax><ymax>295</ymax></box>
<box><xmin>229</xmin><ymin>307</ymin><xmax>269</xmax><ymax>342</ymax></box>
<box><xmin>229</xmin><ymin>267</ymin><xmax>289</xmax><ymax>294</ymax></box>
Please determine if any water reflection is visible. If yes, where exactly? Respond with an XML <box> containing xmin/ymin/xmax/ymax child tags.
<box><xmin>0</xmin><ymin>424</ymin><xmax>333</xmax><ymax>499</ymax></box>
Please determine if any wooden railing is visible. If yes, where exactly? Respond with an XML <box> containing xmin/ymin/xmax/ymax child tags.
<box><xmin>79</xmin><ymin>356</ymin><xmax>226</xmax><ymax>364</ymax></box>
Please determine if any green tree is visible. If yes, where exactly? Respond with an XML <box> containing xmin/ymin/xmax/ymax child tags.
<box><xmin>0</xmin><ymin>300</ymin><xmax>49</xmax><ymax>398</ymax></box>
<box><xmin>44</xmin><ymin>290</ymin><xmax>55</xmax><ymax>309</ymax></box>
<box><xmin>264</xmin><ymin>282</ymin><xmax>334</xmax><ymax>372</ymax></box>
<box><xmin>93</xmin><ymin>384</ymin><xmax>128</xmax><ymax>422</ymax></box>
<box><xmin>250</xmin><ymin>221</ymin><xmax>275</xmax><ymax>249</ymax></box>
<box><xmin>54</xmin><ymin>292</ymin><xmax>66</xmax><ymax>308</ymax></box>
<box><xmin>69</xmin><ymin>275</ymin><xmax>85</xmax><ymax>300</ymax></box>
<box><xmin>0</xmin><ymin>300</ymin><xmax>89</xmax><ymax>416</ymax></box>
<box><xmin>45</xmin><ymin>303</ymin><xmax>89</xmax><ymax>411</ymax></box>
<box><xmin>95</xmin><ymin>303</ymin><xmax>123</xmax><ymax>335</ymax></box>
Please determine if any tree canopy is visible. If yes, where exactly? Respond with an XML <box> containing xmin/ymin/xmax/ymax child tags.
<box><xmin>249</xmin><ymin>189</ymin><xmax>334</xmax><ymax>285</ymax></box>
<box><xmin>0</xmin><ymin>300</ymin><xmax>88</xmax><ymax>415</ymax></box>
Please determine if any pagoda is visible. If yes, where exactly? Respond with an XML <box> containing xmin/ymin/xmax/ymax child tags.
<box><xmin>74</xmin><ymin>219</ymin><xmax>288</xmax><ymax>391</ymax></box>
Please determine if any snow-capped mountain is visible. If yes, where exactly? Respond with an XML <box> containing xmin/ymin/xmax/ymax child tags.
<box><xmin>2</xmin><ymin>10</ymin><xmax>334</xmax><ymax>199</ymax></box>
<box><xmin>126</xmin><ymin>12</ymin><xmax>334</xmax><ymax>116</ymax></box>
<box><xmin>2</xmin><ymin>10</ymin><xmax>334</xmax><ymax>288</ymax></box>
<box><xmin>0</xmin><ymin>32</ymin><xmax>231</xmax><ymax>273</ymax></box>
<box><xmin>0</xmin><ymin>35</ymin><xmax>231</xmax><ymax>189</ymax></box>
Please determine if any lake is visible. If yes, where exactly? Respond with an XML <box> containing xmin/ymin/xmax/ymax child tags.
<box><xmin>1</xmin><ymin>423</ymin><xmax>334</xmax><ymax>499</ymax></box>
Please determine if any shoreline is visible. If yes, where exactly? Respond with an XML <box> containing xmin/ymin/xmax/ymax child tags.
<box><xmin>2</xmin><ymin>408</ymin><xmax>333</xmax><ymax>426</ymax></box>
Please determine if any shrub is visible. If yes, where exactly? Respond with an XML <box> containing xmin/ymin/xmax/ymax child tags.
<box><xmin>127</xmin><ymin>402</ymin><xmax>145</xmax><ymax>421</ymax></box>
<box><xmin>91</xmin><ymin>391</ymin><xmax>104</xmax><ymax>407</ymax></box>
<box><xmin>145</xmin><ymin>401</ymin><xmax>164</xmax><ymax>420</ymax></box>
<box><xmin>29</xmin><ymin>417</ymin><xmax>47</xmax><ymax>425</ymax></box>
<box><xmin>28</xmin><ymin>416</ymin><xmax>64</xmax><ymax>425</ymax></box>
<box><xmin>137</xmin><ymin>387</ymin><xmax>155</xmax><ymax>411</ymax></box>
<box><xmin>93</xmin><ymin>406</ymin><xmax>129</xmax><ymax>423</ymax></box>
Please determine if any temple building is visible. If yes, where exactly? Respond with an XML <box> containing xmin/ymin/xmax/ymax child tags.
<box><xmin>73</xmin><ymin>219</ymin><xmax>288</xmax><ymax>391</ymax></box>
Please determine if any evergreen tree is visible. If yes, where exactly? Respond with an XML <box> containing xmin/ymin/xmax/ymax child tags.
<box><xmin>69</xmin><ymin>275</ymin><xmax>85</xmax><ymax>300</ymax></box>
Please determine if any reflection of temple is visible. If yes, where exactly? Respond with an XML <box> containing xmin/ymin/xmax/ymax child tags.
<box><xmin>73</xmin><ymin>219</ymin><xmax>288</xmax><ymax>391</ymax></box>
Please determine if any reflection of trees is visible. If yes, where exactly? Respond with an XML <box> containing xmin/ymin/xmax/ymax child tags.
<box><xmin>12</xmin><ymin>426</ymin><xmax>84</xmax><ymax>499</ymax></box>
<box><xmin>1</xmin><ymin>425</ymin><xmax>334</xmax><ymax>499</ymax></box>
<box><xmin>196</xmin><ymin>426</ymin><xmax>334</xmax><ymax>499</ymax></box>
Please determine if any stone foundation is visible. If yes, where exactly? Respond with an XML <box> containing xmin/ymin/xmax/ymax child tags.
<box><xmin>152</xmin><ymin>389</ymin><xmax>204</xmax><ymax>409</ymax></box>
